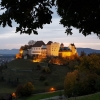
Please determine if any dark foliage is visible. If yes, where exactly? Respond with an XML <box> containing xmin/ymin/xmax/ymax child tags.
<box><xmin>0</xmin><ymin>0</ymin><xmax>55</xmax><ymax>34</ymax></box>
<box><xmin>64</xmin><ymin>53</ymin><xmax>100</xmax><ymax>97</ymax></box>
<box><xmin>0</xmin><ymin>0</ymin><xmax>100</xmax><ymax>37</ymax></box>
<box><xmin>57</xmin><ymin>0</ymin><xmax>100</xmax><ymax>37</ymax></box>
<box><xmin>16</xmin><ymin>82</ymin><xmax>34</xmax><ymax>97</ymax></box>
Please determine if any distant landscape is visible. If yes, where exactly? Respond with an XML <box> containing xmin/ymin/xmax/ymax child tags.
<box><xmin>0</xmin><ymin>48</ymin><xmax>100</xmax><ymax>55</ymax></box>
<box><xmin>0</xmin><ymin>49</ymin><xmax>19</xmax><ymax>55</ymax></box>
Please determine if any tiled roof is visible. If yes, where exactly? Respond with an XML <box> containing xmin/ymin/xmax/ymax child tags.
<box><xmin>47</xmin><ymin>41</ymin><xmax>53</xmax><ymax>45</ymax></box>
<box><xmin>59</xmin><ymin>47</ymin><xmax>71</xmax><ymax>52</ymax></box>
<box><xmin>33</xmin><ymin>41</ymin><xmax>45</xmax><ymax>47</ymax></box>
<box><xmin>70</xmin><ymin>43</ymin><xmax>75</xmax><ymax>46</ymax></box>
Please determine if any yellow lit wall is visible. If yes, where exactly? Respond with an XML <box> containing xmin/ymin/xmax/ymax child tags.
<box><xmin>32</xmin><ymin>59</ymin><xmax>41</xmax><ymax>62</ymax></box>
<box><xmin>59</xmin><ymin>51</ymin><xmax>72</xmax><ymax>58</ymax></box>
<box><xmin>47</xmin><ymin>42</ymin><xmax>59</xmax><ymax>56</ymax></box>
<box><xmin>19</xmin><ymin>49</ymin><xmax>23</xmax><ymax>54</ymax></box>
<box><xmin>16</xmin><ymin>54</ymin><xmax>22</xmax><ymax>59</ymax></box>
<box><xmin>41</xmin><ymin>49</ymin><xmax>47</xmax><ymax>57</ymax></box>
<box><xmin>50</xmin><ymin>42</ymin><xmax>60</xmax><ymax>56</ymax></box>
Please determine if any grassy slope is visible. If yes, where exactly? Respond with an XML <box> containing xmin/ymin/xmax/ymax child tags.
<box><xmin>7</xmin><ymin>59</ymin><xmax>38</xmax><ymax>69</ymax></box>
<box><xmin>18</xmin><ymin>91</ymin><xmax>61</xmax><ymax>100</ymax></box>
<box><xmin>1</xmin><ymin>59</ymin><xmax>100</xmax><ymax>100</ymax></box>
<box><xmin>1</xmin><ymin>59</ymin><xmax>69</xmax><ymax>93</ymax></box>
<box><xmin>16</xmin><ymin>92</ymin><xmax>100</xmax><ymax>100</ymax></box>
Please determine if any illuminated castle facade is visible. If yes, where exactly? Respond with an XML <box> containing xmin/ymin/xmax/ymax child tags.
<box><xmin>46</xmin><ymin>41</ymin><xmax>60</xmax><ymax>57</ymax></box>
<box><xmin>59</xmin><ymin>43</ymin><xmax>78</xmax><ymax>58</ymax></box>
<box><xmin>16</xmin><ymin>40</ymin><xmax>78</xmax><ymax>59</ymax></box>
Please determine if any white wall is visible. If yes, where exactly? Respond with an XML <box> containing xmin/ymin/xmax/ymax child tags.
<box><xmin>31</xmin><ymin>47</ymin><xmax>42</xmax><ymax>55</ymax></box>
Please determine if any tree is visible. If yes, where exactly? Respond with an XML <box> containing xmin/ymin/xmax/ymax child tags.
<box><xmin>57</xmin><ymin>0</ymin><xmax>100</xmax><ymax>37</ymax></box>
<box><xmin>80</xmin><ymin>51</ymin><xmax>86</xmax><ymax>57</ymax></box>
<box><xmin>64</xmin><ymin>70</ymin><xmax>79</xmax><ymax>97</ymax></box>
<box><xmin>0</xmin><ymin>0</ymin><xmax>55</xmax><ymax>34</ymax></box>
<box><xmin>0</xmin><ymin>0</ymin><xmax>100</xmax><ymax>37</ymax></box>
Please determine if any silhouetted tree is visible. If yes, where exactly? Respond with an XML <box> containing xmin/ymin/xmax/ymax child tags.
<box><xmin>0</xmin><ymin>0</ymin><xmax>100</xmax><ymax>37</ymax></box>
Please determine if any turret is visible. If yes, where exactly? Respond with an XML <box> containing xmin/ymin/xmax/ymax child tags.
<box><xmin>68</xmin><ymin>43</ymin><xmax>77</xmax><ymax>54</ymax></box>
<box><xmin>60</xmin><ymin>43</ymin><xmax>64</xmax><ymax>48</ymax></box>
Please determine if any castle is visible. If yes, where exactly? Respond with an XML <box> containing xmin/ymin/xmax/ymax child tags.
<box><xmin>16</xmin><ymin>40</ymin><xmax>78</xmax><ymax>59</ymax></box>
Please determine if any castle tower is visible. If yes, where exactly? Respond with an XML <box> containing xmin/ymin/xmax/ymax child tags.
<box><xmin>60</xmin><ymin>43</ymin><xmax>64</xmax><ymax>48</ymax></box>
<box><xmin>68</xmin><ymin>43</ymin><xmax>77</xmax><ymax>55</ymax></box>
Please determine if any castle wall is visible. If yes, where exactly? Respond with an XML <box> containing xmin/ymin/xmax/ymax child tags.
<box><xmin>50</xmin><ymin>42</ymin><xmax>60</xmax><ymax>56</ymax></box>
<box><xmin>59</xmin><ymin>51</ymin><xmax>72</xmax><ymax>57</ymax></box>
<box><xmin>46</xmin><ymin>45</ymin><xmax>51</xmax><ymax>56</ymax></box>
<box><xmin>47</xmin><ymin>42</ymin><xmax>60</xmax><ymax>56</ymax></box>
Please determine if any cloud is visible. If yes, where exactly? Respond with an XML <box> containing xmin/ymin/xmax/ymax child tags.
<box><xmin>0</xmin><ymin>8</ymin><xmax>100</xmax><ymax>50</ymax></box>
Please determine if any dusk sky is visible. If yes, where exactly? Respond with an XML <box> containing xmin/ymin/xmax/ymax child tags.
<box><xmin>0</xmin><ymin>7</ymin><xmax>100</xmax><ymax>50</ymax></box>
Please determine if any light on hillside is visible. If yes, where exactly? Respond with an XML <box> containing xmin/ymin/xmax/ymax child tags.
<box><xmin>32</xmin><ymin>59</ymin><xmax>41</xmax><ymax>62</ymax></box>
<box><xmin>12</xmin><ymin>92</ymin><xmax>16</xmax><ymax>98</ymax></box>
<box><xmin>50</xmin><ymin>87</ymin><xmax>55</xmax><ymax>92</ymax></box>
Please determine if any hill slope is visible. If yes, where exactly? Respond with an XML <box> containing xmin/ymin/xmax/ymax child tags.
<box><xmin>7</xmin><ymin>59</ymin><xmax>37</xmax><ymax>69</ymax></box>
<box><xmin>2</xmin><ymin>59</ymin><xmax>69</xmax><ymax>93</ymax></box>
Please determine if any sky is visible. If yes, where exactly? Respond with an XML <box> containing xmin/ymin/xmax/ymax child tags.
<box><xmin>0</xmin><ymin>7</ymin><xmax>100</xmax><ymax>50</ymax></box>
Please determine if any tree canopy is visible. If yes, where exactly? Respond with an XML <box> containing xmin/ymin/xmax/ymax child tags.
<box><xmin>0</xmin><ymin>0</ymin><xmax>55</xmax><ymax>34</ymax></box>
<box><xmin>0</xmin><ymin>0</ymin><xmax>100</xmax><ymax>37</ymax></box>
<box><xmin>57</xmin><ymin>0</ymin><xmax>100</xmax><ymax>37</ymax></box>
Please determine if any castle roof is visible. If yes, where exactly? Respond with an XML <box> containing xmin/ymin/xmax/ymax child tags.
<box><xmin>70</xmin><ymin>43</ymin><xmax>75</xmax><ymax>46</ymax></box>
<box><xmin>47</xmin><ymin>41</ymin><xmax>53</xmax><ymax>45</ymax></box>
<box><xmin>59</xmin><ymin>47</ymin><xmax>71</xmax><ymax>52</ymax></box>
<box><xmin>60</xmin><ymin>43</ymin><xmax>64</xmax><ymax>47</ymax></box>
<box><xmin>33</xmin><ymin>41</ymin><xmax>45</xmax><ymax>47</ymax></box>
<box><xmin>70</xmin><ymin>43</ymin><xmax>77</xmax><ymax>49</ymax></box>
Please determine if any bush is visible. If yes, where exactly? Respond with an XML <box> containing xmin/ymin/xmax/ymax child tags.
<box><xmin>16</xmin><ymin>82</ymin><xmax>34</xmax><ymax>97</ymax></box>
<box><xmin>23</xmin><ymin>82</ymin><xmax>34</xmax><ymax>96</ymax></box>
